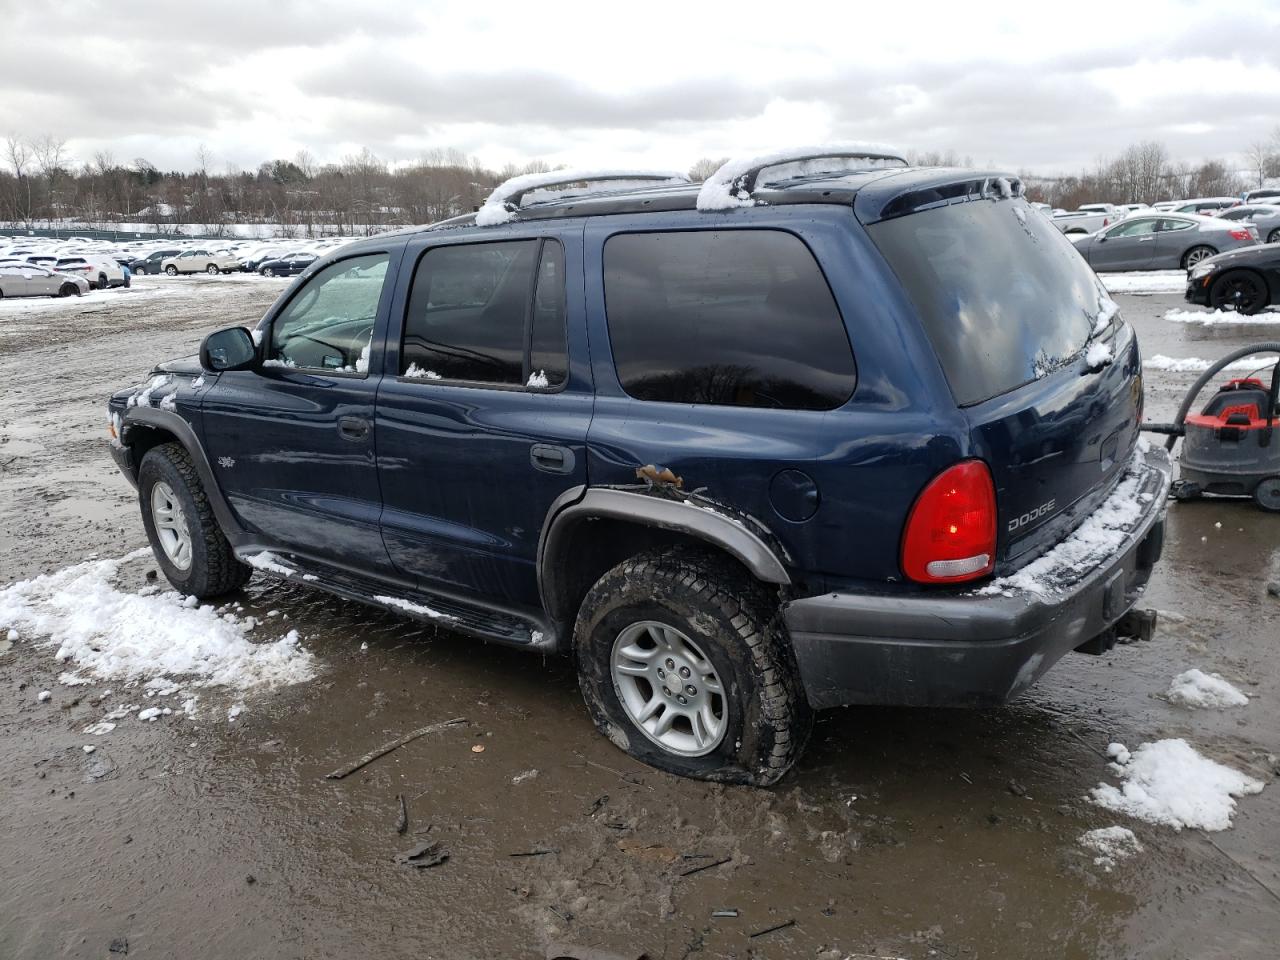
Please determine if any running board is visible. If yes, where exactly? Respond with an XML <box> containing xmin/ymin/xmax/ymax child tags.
<box><xmin>235</xmin><ymin>548</ymin><xmax>556</xmax><ymax>651</ymax></box>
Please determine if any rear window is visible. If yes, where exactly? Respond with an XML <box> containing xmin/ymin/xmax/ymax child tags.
<box><xmin>603</xmin><ymin>230</ymin><xmax>856</xmax><ymax>410</ymax></box>
<box><xmin>867</xmin><ymin>200</ymin><xmax>1105</xmax><ymax>406</ymax></box>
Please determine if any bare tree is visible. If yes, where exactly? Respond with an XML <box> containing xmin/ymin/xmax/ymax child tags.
<box><xmin>4</xmin><ymin>133</ymin><xmax>34</xmax><ymax>225</ymax></box>
<box><xmin>688</xmin><ymin>157</ymin><xmax>727</xmax><ymax>181</ymax></box>
<box><xmin>30</xmin><ymin>134</ymin><xmax>69</xmax><ymax>226</ymax></box>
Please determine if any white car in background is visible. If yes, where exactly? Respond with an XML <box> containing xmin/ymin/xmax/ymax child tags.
<box><xmin>53</xmin><ymin>255</ymin><xmax>126</xmax><ymax>290</ymax></box>
<box><xmin>0</xmin><ymin>262</ymin><xmax>92</xmax><ymax>298</ymax></box>
<box><xmin>161</xmin><ymin>249</ymin><xmax>242</xmax><ymax>275</ymax></box>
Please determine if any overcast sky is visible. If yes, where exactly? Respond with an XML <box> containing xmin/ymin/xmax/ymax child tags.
<box><xmin>1</xmin><ymin>0</ymin><xmax>1276</xmax><ymax>177</ymax></box>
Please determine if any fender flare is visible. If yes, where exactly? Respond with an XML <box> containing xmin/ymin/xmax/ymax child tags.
<box><xmin>537</xmin><ymin>486</ymin><xmax>792</xmax><ymax>623</ymax></box>
<box><xmin>122</xmin><ymin>406</ymin><xmax>247</xmax><ymax>543</ymax></box>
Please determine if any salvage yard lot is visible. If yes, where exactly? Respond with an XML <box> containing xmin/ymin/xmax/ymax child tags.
<box><xmin>1</xmin><ymin>275</ymin><xmax>1278</xmax><ymax>959</ymax></box>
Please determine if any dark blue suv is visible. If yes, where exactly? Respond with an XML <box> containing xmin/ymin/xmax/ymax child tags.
<box><xmin>107</xmin><ymin>150</ymin><xmax>1170</xmax><ymax>785</ymax></box>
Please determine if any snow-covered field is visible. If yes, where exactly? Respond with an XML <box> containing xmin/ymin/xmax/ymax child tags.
<box><xmin>0</xmin><ymin>272</ymin><xmax>288</xmax><ymax>321</ymax></box>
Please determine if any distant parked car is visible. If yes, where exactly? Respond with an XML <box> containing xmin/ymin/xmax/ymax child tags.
<box><xmin>1052</xmin><ymin>207</ymin><xmax>1118</xmax><ymax>234</ymax></box>
<box><xmin>54</xmin><ymin>255</ymin><xmax>126</xmax><ymax>289</ymax></box>
<box><xmin>1215</xmin><ymin>204</ymin><xmax>1280</xmax><ymax>244</ymax></box>
<box><xmin>25</xmin><ymin>255</ymin><xmax>60</xmax><ymax>268</ymax></box>
<box><xmin>1185</xmin><ymin>242</ymin><xmax>1280</xmax><ymax>314</ymax></box>
<box><xmin>1152</xmin><ymin>200</ymin><xmax>1182</xmax><ymax>212</ymax></box>
<box><xmin>1121</xmin><ymin>203</ymin><xmax>1151</xmax><ymax>214</ymax></box>
<box><xmin>241</xmin><ymin>248</ymin><xmax>286</xmax><ymax>272</ymax></box>
<box><xmin>1172</xmin><ymin>197</ymin><xmax>1241</xmax><ymax>215</ymax></box>
<box><xmin>0</xmin><ymin>263</ymin><xmax>91</xmax><ymax>298</ymax></box>
<box><xmin>130</xmin><ymin>248</ymin><xmax>183</xmax><ymax>275</ymax></box>
<box><xmin>1069</xmin><ymin>213</ymin><xmax>1259</xmax><ymax>271</ymax></box>
<box><xmin>162</xmin><ymin>249</ymin><xmax>241</xmax><ymax>275</ymax></box>
<box><xmin>257</xmin><ymin>252</ymin><xmax>317</xmax><ymax>277</ymax></box>
<box><xmin>1242</xmin><ymin>188</ymin><xmax>1280</xmax><ymax>204</ymax></box>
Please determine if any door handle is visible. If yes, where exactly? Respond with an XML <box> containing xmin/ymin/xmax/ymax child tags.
<box><xmin>337</xmin><ymin>416</ymin><xmax>370</xmax><ymax>441</ymax></box>
<box><xmin>530</xmin><ymin>443</ymin><xmax>575</xmax><ymax>474</ymax></box>
<box><xmin>1138</xmin><ymin>236</ymin><xmax>1154</xmax><ymax>242</ymax></box>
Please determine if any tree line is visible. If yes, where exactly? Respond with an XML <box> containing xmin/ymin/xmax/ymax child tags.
<box><xmin>3</xmin><ymin>133</ymin><xmax>1279</xmax><ymax>236</ymax></box>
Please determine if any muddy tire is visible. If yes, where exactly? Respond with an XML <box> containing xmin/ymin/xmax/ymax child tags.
<box><xmin>573</xmin><ymin>546</ymin><xmax>811</xmax><ymax>786</ymax></box>
<box><xmin>138</xmin><ymin>442</ymin><xmax>250</xmax><ymax>599</ymax></box>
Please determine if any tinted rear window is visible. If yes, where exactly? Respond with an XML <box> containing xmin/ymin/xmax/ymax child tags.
<box><xmin>867</xmin><ymin>200</ymin><xmax>1104</xmax><ymax>406</ymax></box>
<box><xmin>603</xmin><ymin>230</ymin><xmax>856</xmax><ymax>410</ymax></box>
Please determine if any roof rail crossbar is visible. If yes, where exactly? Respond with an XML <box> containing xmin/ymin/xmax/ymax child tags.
<box><xmin>476</xmin><ymin>169</ymin><xmax>690</xmax><ymax>225</ymax></box>
<box><xmin>697</xmin><ymin>143</ymin><xmax>909</xmax><ymax>211</ymax></box>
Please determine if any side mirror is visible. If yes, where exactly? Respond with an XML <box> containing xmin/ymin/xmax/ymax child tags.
<box><xmin>200</xmin><ymin>326</ymin><xmax>257</xmax><ymax>372</ymax></box>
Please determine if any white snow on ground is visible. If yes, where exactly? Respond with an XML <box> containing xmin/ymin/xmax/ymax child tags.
<box><xmin>0</xmin><ymin>284</ymin><xmax>173</xmax><ymax>319</ymax></box>
<box><xmin>1088</xmin><ymin>739</ymin><xmax>1263</xmax><ymax>831</ymax></box>
<box><xmin>697</xmin><ymin>142</ymin><xmax>905</xmax><ymax>210</ymax></box>
<box><xmin>1099</xmin><ymin>272</ymin><xmax>1186</xmax><ymax>295</ymax></box>
<box><xmin>1166</xmin><ymin>669</ymin><xmax>1250</xmax><ymax>708</ymax></box>
<box><xmin>374</xmin><ymin>595</ymin><xmax>454</xmax><ymax>620</ymax></box>
<box><xmin>1143</xmin><ymin>355</ymin><xmax>1268</xmax><ymax>373</ymax></box>
<box><xmin>1165</xmin><ymin>307</ymin><xmax>1280</xmax><ymax>325</ymax></box>
<box><xmin>1079</xmin><ymin>826</ymin><xmax>1143</xmax><ymax>871</ymax></box>
<box><xmin>978</xmin><ymin>452</ymin><xmax>1152</xmax><ymax>598</ymax></box>
<box><xmin>0</xmin><ymin>550</ymin><xmax>316</xmax><ymax>692</ymax></box>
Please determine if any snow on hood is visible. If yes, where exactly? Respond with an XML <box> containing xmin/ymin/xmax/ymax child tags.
<box><xmin>696</xmin><ymin>142</ymin><xmax>906</xmax><ymax>211</ymax></box>
<box><xmin>475</xmin><ymin>168</ymin><xmax>688</xmax><ymax>226</ymax></box>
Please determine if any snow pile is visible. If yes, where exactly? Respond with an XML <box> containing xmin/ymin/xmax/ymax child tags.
<box><xmin>978</xmin><ymin>452</ymin><xmax>1155</xmax><ymax>598</ymax></box>
<box><xmin>403</xmin><ymin>363</ymin><xmax>441</xmax><ymax>380</ymax></box>
<box><xmin>1165</xmin><ymin>307</ymin><xmax>1280</xmax><ymax>326</ymax></box>
<box><xmin>1088</xmin><ymin>739</ymin><xmax>1263</xmax><ymax>831</ymax></box>
<box><xmin>1142</xmin><ymin>355</ymin><xmax>1266</xmax><ymax>373</ymax></box>
<box><xmin>1079</xmin><ymin>826</ymin><xmax>1143</xmax><ymax>871</ymax></box>
<box><xmin>476</xmin><ymin>169</ymin><xmax>687</xmax><ymax>226</ymax></box>
<box><xmin>1166</xmin><ymin>669</ymin><xmax>1249</xmax><ymax>709</ymax></box>
<box><xmin>1099</xmin><ymin>272</ymin><xmax>1186</xmax><ymax>294</ymax></box>
<box><xmin>697</xmin><ymin>142</ymin><xmax>905</xmax><ymax>211</ymax></box>
<box><xmin>0</xmin><ymin>550</ymin><xmax>316</xmax><ymax>691</ymax></box>
<box><xmin>1085</xmin><ymin>341</ymin><xmax>1113</xmax><ymax>368</ymax></box>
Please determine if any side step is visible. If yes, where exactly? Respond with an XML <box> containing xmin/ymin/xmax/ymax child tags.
<box><xmin>237</xmin><ymin>549</ymin><xmax>555</xmax><ymax>650</ymax></box>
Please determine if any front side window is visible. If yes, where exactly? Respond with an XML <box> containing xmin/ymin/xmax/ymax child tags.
<box><xmin>603</xmin><ymin>230</ymin><xmax>856</xmax><ymax>410</ymax></box>
<box><xmin>268</xmin><ymin>253</ymin><xmax>389</xmax><ymax>372</ymax></box>
<box><xmin>401</xmin><ymin>239</ymin><xmax>566</xmax><ymax>387</ymax></box>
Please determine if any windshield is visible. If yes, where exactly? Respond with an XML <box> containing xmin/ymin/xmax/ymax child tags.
<box><xmin>868</xmin><ymin>198</ymin><xmax>1107</xmax><ymax>406</ymax></box>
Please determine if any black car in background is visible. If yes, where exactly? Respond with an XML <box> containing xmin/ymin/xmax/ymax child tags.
<box><xmin>1186</xmin><ymin>242</ymin><xmax>1280</xmax><ymax>314</ymax></box>
<box><xmin>130</xmin><ymin>249</ymin><xmax>182</xmax><ymax>275</ymax></box>
<box><xmin>258</xmin><ymin>252</ymin><xmax>317</xmax><ymax>277</ymax></box>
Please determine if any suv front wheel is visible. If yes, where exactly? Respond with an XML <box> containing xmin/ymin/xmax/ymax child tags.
<box><xmin>574</xmin><ymin>547</ymin><xmax>811</xmax><ymax>786</ymax></box>
<box><xmin>138</xmin><ymin>443</ymin><xmax>251</xmax><ymax>598</ymax></box>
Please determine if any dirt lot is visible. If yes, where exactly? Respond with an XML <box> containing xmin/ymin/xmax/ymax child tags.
<box><xmin>1</xmin><ymin>274</ymin><xmax>1278</xmax><ymax>959</ymax></box>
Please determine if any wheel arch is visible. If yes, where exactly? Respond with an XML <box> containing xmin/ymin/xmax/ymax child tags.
<box><xmin>538</xmin><ymin>487</ymin><xmax>792</xmax><ymax>637</ymax></box>
<box><xmin>122</xmin><ymin>407</ymin><xmax>246</xmax><ymax>543</ymax></box>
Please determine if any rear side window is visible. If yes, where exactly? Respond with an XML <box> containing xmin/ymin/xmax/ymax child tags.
<box><xmin>603</xmin><ymin>230</ymin><xmax>856</xmax><ymax>410</ymax></box>
<box><xmin>868</xmin><ymin>200</ymin><xmax>1106</xmax><ymax>406</ymax></box>
<box><xmin>401</xmin><ymin>239</ymin><xmax>566</xmax><ymax>387</ymax></box>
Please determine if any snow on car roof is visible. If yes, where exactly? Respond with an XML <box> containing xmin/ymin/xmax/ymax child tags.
<box><xmin>697</xmin><ymin>142</ymin><xmax>907</xmax><ymax>211</ymax></box>
<box><xmin>475</xmin><ymin>169</ymin><xmax>690</xmax><ymax>226</ymax></box>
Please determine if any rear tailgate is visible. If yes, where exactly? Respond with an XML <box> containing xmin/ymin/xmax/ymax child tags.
<box><xmin>861</xmin><ymin>177</ymin><xmax>1142</xmax><ymax>571</ymax></box>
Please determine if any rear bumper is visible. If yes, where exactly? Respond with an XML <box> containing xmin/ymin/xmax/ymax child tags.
<box><xmin>784</xmin><ymin>446</ymin><xmax>1172</xmax><ymax>708</ymax></box>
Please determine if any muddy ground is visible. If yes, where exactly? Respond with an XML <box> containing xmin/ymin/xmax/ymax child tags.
<box><xmin>1</xmin><ymin>274</ymin><xmax>1278</xmax><ymax>959</ymax></box>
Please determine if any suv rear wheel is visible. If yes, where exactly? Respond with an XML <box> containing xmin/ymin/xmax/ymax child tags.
<box><xmin>138</xmin><ymin>443</ymin><xmax>251</xmax><ymax>598</ymax></box>
<box><xmin>573</xmin><ymin>547</ymin><xmax>811</xmax><ymax>785</ymax></box>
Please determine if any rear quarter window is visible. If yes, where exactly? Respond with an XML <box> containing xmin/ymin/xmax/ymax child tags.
<box><xmin>603</xmin><ymin>230</ymin><xmax>856</xmax><ymax>410</ymax></box>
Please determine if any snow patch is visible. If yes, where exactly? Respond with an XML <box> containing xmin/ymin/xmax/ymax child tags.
<box><xmin>246</xmin><ymin>551</ymin><xmax>295</xmax><ymax>577</ymax></box>
<box><xmin>1142</xmin><ymin>354</ymin><xmax>1267</xmax><ymax>373</ymax></box>
<box><xmin>1165</xmin><ymin>307</ymin><xmax>1280</xmax><ymax>326</ymax></box>
<box><xmin>1100</xmin><ymin>272</ymin><xmax>1186</xmax><ymax>295</ymax></box>
<box><xmin>526</xmin><ymin>369</ymin><xmax>550</xmax><ymax>388</ymax></box>
<box><xmin>1166</xmin><ymin>669</ymin><xmax>1249</xmax><ymax>709</ymax></box>
<box><xmin>1088</xmin><ymin>738</ymin><xmax>1263</xmax><ymax>831</ymax></box>
<box><xmin>1085</xmin><ymin>341</ymin><xmax>1113</xmax><ymax>368</ymax></box>
<box><xmin>403</xmin><ymin>363</ymin><xmax>442</xmax><ymax>380</ymax></box>
<box><xmin>476</xmin><ymin>169</ymin><xmax>687</xmax><ymax>225</ymax></box>
<box><xmin>0</xmin><ymin>550</ymin><xmax>316</xmax><ymax>692</ymax></box>
<box><xmin>697</xmin><ymin>142</ymin><xmax>905</xmax><ymax>211</ymax></box>
<box><xmin>374</xmin><ymin>594</ymin><xmax>454</xmax><ymax>620</ymax></box>
<box><xmin>1079</xmin><ymin>826</ymin><xmax>1143</xmax><ymax>871</ymax></box>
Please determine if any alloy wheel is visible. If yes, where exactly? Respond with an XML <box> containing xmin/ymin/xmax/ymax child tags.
<box><xmin>150</xmin><ymin>480</ymin><xmax>193</xmax><ymax>571</ymax></box>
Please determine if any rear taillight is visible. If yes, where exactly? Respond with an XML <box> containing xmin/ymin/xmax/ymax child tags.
<box><xmin>1228</xmin><ymin>229</ymin><xmax>1251</xmax><ymax>241</ymax></box>
<box><xmin>901</xmin><ymin>460</ymin><xmax>997</xmax><ymax>584</ymax></box>
<box><xmin>1102</xmin><ymin>218</ymin><xmax>1110</xmax><ymax>226</ymax></box>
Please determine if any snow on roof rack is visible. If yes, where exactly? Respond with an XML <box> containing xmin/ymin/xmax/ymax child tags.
<box><xmin>475</xmin><ymin>169</ymin><xmax>691</xmax><ymax>226</ymax></box>
<box><xmin>696</xmin><ymin>143</ymin><xmax>908</xmax><ymax>211</ymax></box>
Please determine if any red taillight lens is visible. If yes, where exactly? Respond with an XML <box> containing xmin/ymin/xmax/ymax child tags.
<box><xmin>901</xmin><ymin>460</ymin><xmax>997</xmax><ymax>584</ymax></box>
<box><xmin>1102</xmin><ymin>218</ymin><xmax>1110</xmax><ymax>226</ymax></box>
<box><xmin>1228</xmin><ymin>229</ymin><xmax>1250</xmax><ymax>241</ymax></box>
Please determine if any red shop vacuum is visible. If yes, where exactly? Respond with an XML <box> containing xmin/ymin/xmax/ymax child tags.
<box><xmin>1143</xmin><ymin>343</ymin><xmax>1280</xmax><ymax>512</ymax></box>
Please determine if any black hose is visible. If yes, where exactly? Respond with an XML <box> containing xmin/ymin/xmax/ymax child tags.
<box><xmin>1164</xmin><ymin>342</ymin><xmax>1280</xmax><ymax>452</ymax></box>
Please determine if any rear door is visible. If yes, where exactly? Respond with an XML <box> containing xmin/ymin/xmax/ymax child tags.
<box><xmin>1089</xmin><ymin>217</ymin><xmax>1159</xmax><ymax>271</ymax></box>
<box><xmin>864</xmin><ymin>194</ymin><xmax>1142</xmax><ymax>570</ymax></box>
<box><xmin>200</xmin><ymin>249</ymin><xmax>398</xmax><ymax>572</ymax></box>
<box><xmin>1152</xmin><ymin>217</ymin><xmax>1198</xmax><ymax>267</ymax></box>
<box><xmin>374</xmin><ymin>226</ymin><xmax>591</xmax><ymax>609</ymax></box>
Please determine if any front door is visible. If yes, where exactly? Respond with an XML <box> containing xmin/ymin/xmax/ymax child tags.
<box><xmin>375</xmin><ymin>229</ymin><xmax>592</xmax><ymax>609</ymax></box>
<box><xmin>200</xmin><ymin>250</ymin><xmax>398</xmax><ymax>573</ymax></box>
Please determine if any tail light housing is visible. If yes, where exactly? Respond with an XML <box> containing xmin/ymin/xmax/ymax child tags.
<box><xmin>1228</xmin><ymin>228</ymin><xmax>1251</xmax><ymax>241</ymax></box>
<box><xmin>901</xmin><ymin>460</ymin><xmax>997</xmax><ymax>584</ymax></box>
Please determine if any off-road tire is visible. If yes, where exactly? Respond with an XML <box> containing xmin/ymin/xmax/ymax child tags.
<box><xmin>574</xmin><ymin>546</ymin><xmax>812</xmax><ymax>786</ymax></box>
<box><xmin>138</xmin><ymin>443</ymin><xmax>250</xmax><ymax>598</ymax></box>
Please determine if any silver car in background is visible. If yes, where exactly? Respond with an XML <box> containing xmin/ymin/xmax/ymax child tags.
<box><xmin>0</xmin><ymin>262</ymin><xmax>91</xmax><ymax>298</ymax></box>
<box><xmin>1068</xmin><ymin>213</ymin><xmax>1259</xmax><ymax>271</ymax></box>
<box><xmin>1215</xmin><ymin>204</ymin><xmax>1280</xmax><ymax>244</ymax></box>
